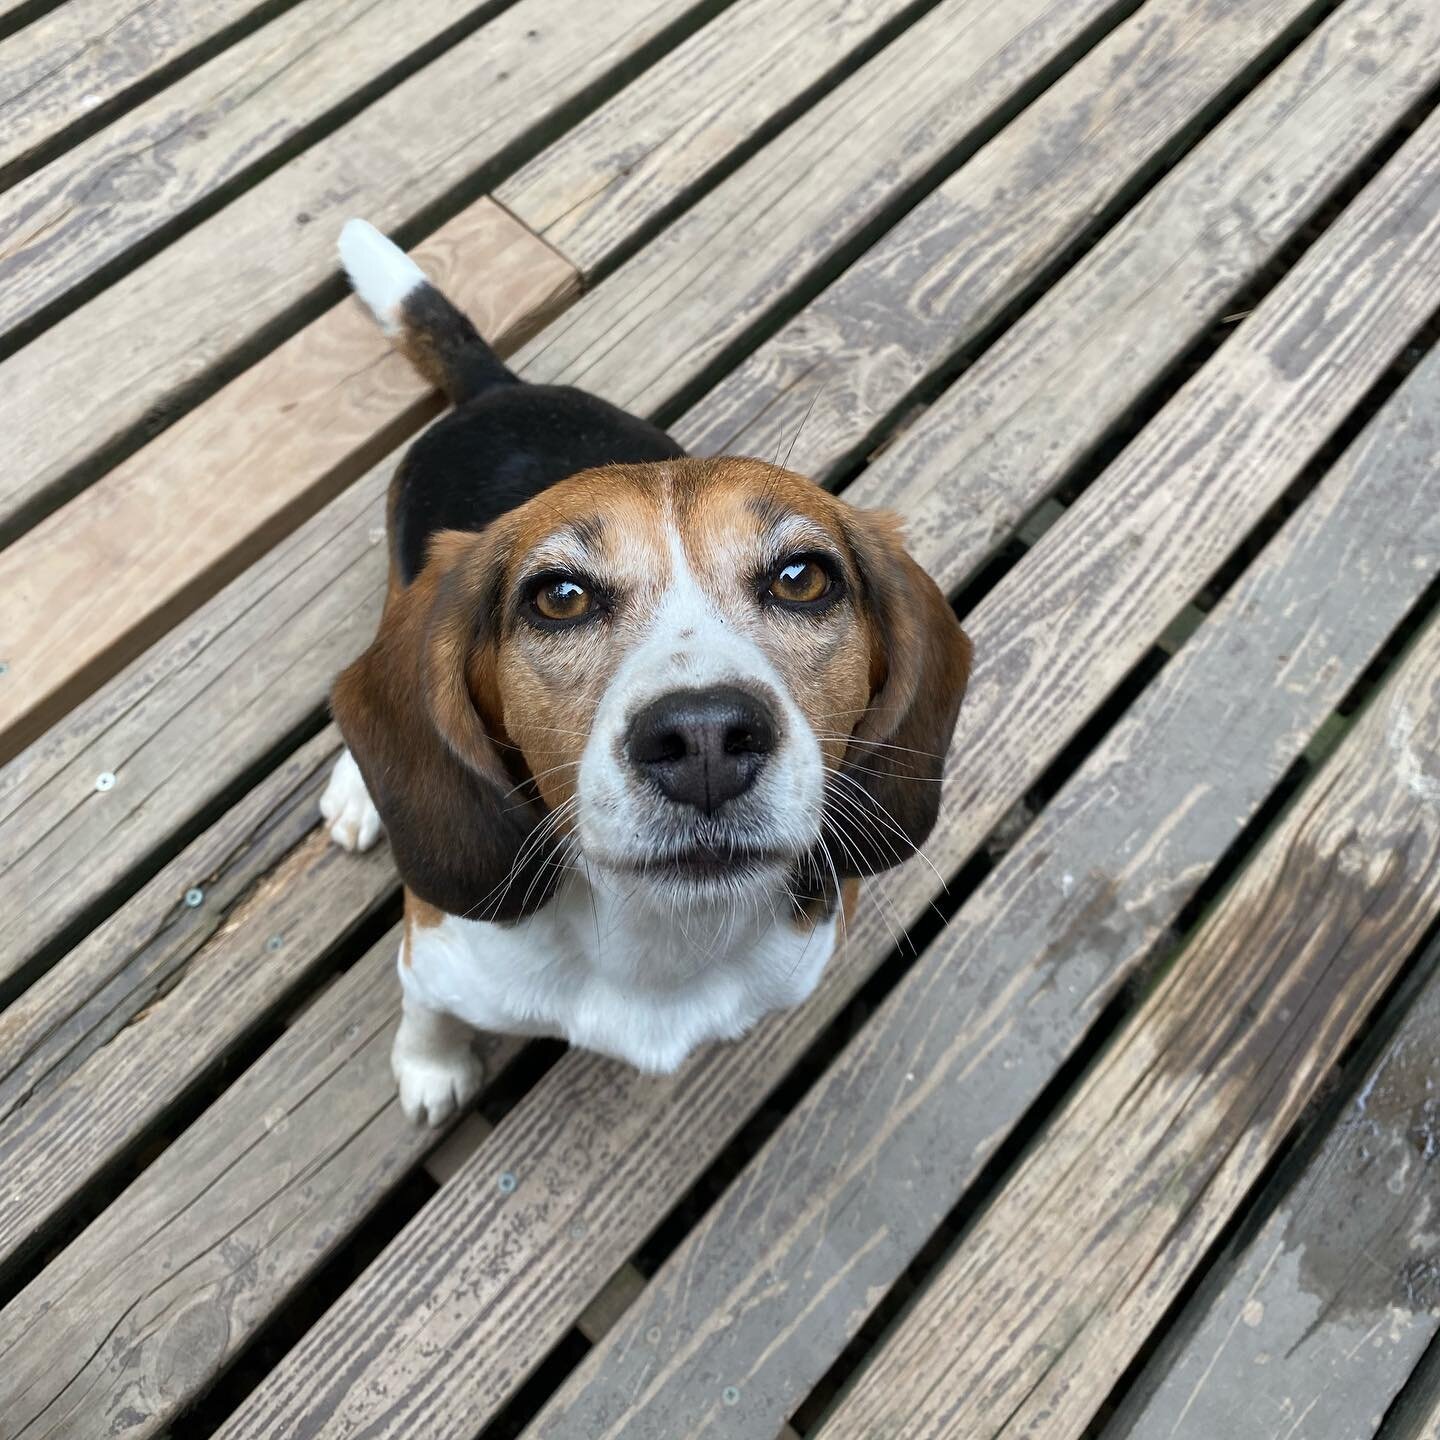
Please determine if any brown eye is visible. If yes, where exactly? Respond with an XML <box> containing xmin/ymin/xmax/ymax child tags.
<box><xmin>767</xmin><ymin>555</ymin><xmax>835</xmax><ymax>608</ymax></box>
<box><xmin>532</xmin><ymin>576</ymin><xmax>594</xmax><ymax>623</ymax></box>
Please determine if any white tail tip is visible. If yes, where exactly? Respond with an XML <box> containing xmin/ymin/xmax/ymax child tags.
<box><xmin>339</xmin><ymin>218</ymin><xmax>426</xmax><ymax>335</ymax></box>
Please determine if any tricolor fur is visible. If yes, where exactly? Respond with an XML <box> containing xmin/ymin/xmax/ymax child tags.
<box><xmin>327</xmin><ymin>220</ymin><xmax>972</xmax><ymax>1121</ymax></box>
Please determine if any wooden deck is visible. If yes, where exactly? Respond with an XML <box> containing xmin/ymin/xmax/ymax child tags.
<box><xmin>2</xmin><ymin>0</ymin><xmax>1439</xmax><ymax>1434</ymax></box>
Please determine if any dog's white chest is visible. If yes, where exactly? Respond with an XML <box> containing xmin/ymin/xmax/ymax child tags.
<box><xmin>399</xmin><ymin>883</ymin><xmax>838</xmax><ymax>1073</ymax></box>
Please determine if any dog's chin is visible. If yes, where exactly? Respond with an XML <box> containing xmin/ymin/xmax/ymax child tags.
<box><xmin>595</xmin><ymin>843</ymin><xmax>797</xmax><ymax>910</ymax></box>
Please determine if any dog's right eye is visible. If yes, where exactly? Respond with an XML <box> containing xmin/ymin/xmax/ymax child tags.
<box><xmin>528</xmin><ymin>574</ymin><xmax>596</xmax><ymax>625</ymax></box>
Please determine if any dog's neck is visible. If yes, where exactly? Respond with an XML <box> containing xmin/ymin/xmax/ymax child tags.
<box><xmin>402</xmin><ymin>872</ymin><xmax>840</xmax><ymax>1073</ymax></box>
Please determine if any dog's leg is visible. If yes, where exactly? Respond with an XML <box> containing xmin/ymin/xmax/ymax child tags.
<box><xmin>320</xmin><ymin>747</ymin><xmax>383</xmax><ymax>852</ymax></box>
<box><xmin>391</xmin><ymin>995</ymin><xmax>485</xmax><ymax>1126</ymax></box>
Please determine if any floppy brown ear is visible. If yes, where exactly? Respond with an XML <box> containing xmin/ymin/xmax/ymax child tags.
<box><xmin>331</xmin><ymin>533</ymin><xmax>559</xmax><ymax>922</ymax></box>
<box><xmin>824</xmin><ymin>508</ymin><xmax>972</xmax><ymax>881</ymax></box>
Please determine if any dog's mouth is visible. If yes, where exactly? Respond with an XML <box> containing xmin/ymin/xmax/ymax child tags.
<box><xmin>603</xmin><ymin>843</ymin><xmax>791</xmax><ymax>883</ymax></box>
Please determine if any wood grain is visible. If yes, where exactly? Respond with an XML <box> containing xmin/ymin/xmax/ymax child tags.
<box><xmin>815</xmin><ymin>603</ymin><xmax>1440</xmax><ymax>1440</ymax></box>
<box><xmin>1106</xmin><ymin>931</ymin><xmax>1440</xmax><ymax>1440</ymax></box>
<box><xmin>0</xmin><ymin>0</ymin><xmax>702</xmax><ymax>533</ymax></box>
<box><xmin>0</xmin><ymin>0</ymin><xmax>286</xmax><ymax>183</ymax></box>
<box><xmin>0</xmin><ymin>0</ymin><xmax>491</xmax><ymax>337</ymax></box>
<box><xmin>201</xmin><ymin>104</ymin><xmax>1440</xmax><ymax>1440</ymax></box>
<box><xmin>0</xmin><ymin>197</ymin><xmax>574</xmax><ymax>762</ymax></box>
<box><xmin>497</xmin><ymin>0</ymin><xmax>947</xmax><ymax>275</ymax></box>
<box><xmin>0</xmin><ymin>928</ymin><xmax>525</xmax><ymax>1440</ymax></box>
<box><xmin>515</xmin><ymin>0</ymin><xmax>1315</xmax><ymax>420</ymax></box>
<box><xmin>514</xmin><ymin>287</ymin><xmax>1440</xmax><ymax>1440</ymax></box>
<box><xmin>674</xmin><ymin>0</ymin><xmax>1440</xmax><ymax>476</ymax></box>
<box><xmin>0</xmin><ymin>459</ymin><xmax>390</xmax><ymax>994</ymax></box>
<box><xmin>0</xmin><ymin>722</ymin><xmax>398</xmax><ymax>1275</ymax></box>
<box><xmin>849</xmin><ymin>0</ymin><xmax>1440</xmax><ymax>593</ymax></box>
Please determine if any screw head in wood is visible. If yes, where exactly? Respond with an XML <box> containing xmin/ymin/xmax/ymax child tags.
<box><xmin>266</xmin><ymin>935</ymin><xmax>283</xmax><ymax>952</ymax></box>
<box><xmin>95</xmin><ymin>771</ymin><xmax>116</xmax><ymax>792</ymax></box>
<box><xmin>498</xmin><ymin>1171</ymin><xmax>517</xmax><ymax>1194</ymax></box>
<box><xmin>184</xmin><ymin>887</ymin><xmax>204</xmax><ymax>908</ymax></box>
<box><xmin>0</xmin><ymin>660</ymin><xmax>8</xmax><ymax>675</ymax></box>
<box><xmin>722</xmin><ymin>1386</ymin><xmax>740</xmax><ymax>1407</ymax></box>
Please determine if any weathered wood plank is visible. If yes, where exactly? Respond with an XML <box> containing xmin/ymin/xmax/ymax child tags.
<box><xmin>0</xmin><ymin>929</ymin><xmax>525</xmax><ymax>1440</ymax></box>
<box><xmin>0</xmin><ymin>0</ymin><xmax>288</xmax><ymax>184</ymax></box>
<box><xmin>497</xmin><ymin>0</ymin><xmax>958</xmax><ymax>276</ymax></box>
<box><xmin>0</xmin><ymin>723</ymin><xmax>398</xmax><ymax>1274</ymax></box>
<box><xmin>848</xmin><ymin>0</ymin><xmax>1440</xmax><ymax>591</ymax></box>
<box><xmin>814</xmin><ymin>614</ymin><xmax>1440</xmax><ymax>1440</ymax></box>
<box><xmin>0</xmin><ymin>726</ymin><xmax>341</xmax><ymax>1124</ymax></box>
<box><xmin>674</xmin><ymin>0</ymin><xmax>1440</xmax><ymax>477</ymax></box>
<box><xmin>0</xmin><ymin>0</ymin><xmax>495</xmax><ymax>339</ymax></box>
<box><xmin>204</xmin><ymin>110</ymin><xmax>1440</xmax><ymax>1440</ymax></box>
<box><xmin>0</xmin><ymin>459</ymin><xmax>389</xmax><ymax>994</ymax></box>
<box><xmin>4</xmin><ymin>0</ymin><xmax>1427</xmax><ymax>1010</ymax></box>
<box><xmin>0</xmin><ymin>198</ymin><xmax>575</xmax><ymax>762</ymax></box>
<box><xmin>1105</xmin><ymin>932</ymin><xmax>1440</xmax><ymax>1440</ymax></box>
<box><xmin>516</xmin><ymin>305</ymin><xmax>1440</xmax><ymax>1440</ymax></box>
<box><xmin>0</xmin><ymin>0</ymin><xmax>708</xmax><ymax>534</ymax></box>
<box><xmin>514</xmin><ymin>0</ymin><xmax>1318</xmax><ymax>420</ymax></box>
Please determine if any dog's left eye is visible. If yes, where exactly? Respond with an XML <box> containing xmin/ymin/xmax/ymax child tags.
<box><xmin>530</xmin><ymin>575</ymin><xmax>596</xmax><ymax>624</ymax></box>
<box><xmin>766</xmin><ymin>554</ymin><xmax>837</xmax><ymax>609</ymax></box>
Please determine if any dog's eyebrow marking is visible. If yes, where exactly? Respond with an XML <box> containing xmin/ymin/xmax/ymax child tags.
<box><xmin>528</xmin><ymin>515</ymin><xmax>607</xmax><ymax>570</ymax></box>
<box><xmin>744</xmin><ymin>497</ymin><xmax>834</xmax><ymax>556</ymax></box>
<box><xmin>568</xmin><ymin>514</ymin><xmax>607</xmax><ymax>551</ymax></box>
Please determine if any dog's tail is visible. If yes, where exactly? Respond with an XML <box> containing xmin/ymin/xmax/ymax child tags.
<box><xmin>338</xmin><ymin>218</ymin><xmax>516</xmax><ymax>405</ymax></box>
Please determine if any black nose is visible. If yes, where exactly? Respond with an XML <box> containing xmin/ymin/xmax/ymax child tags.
<box><xmin>625</xmin><ymin>686</ymin><xmax>778</xmax><ymax>813</ymax></box>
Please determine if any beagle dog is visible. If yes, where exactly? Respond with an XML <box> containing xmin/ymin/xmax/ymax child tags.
<box><xmin>322</xmin><ymin>220</ymin><xmax>972</xmax><ymax>1124</ymax></box>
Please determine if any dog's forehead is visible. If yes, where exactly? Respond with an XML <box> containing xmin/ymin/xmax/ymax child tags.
<box><xmin>509</xmin><ymin>457</ymin><xmax>847</xmax><ymax>578</ymax></box>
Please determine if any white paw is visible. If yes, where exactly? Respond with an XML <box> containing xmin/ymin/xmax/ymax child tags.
<box><xmin>321</xmin><ymin>749</ymin><xmax>382</xmax><ymax>852</ymax></box>
<box><xmin>392</xmin><ymin>1040</ymin><xmax>484</xmax><ymax>1127</ymax></box>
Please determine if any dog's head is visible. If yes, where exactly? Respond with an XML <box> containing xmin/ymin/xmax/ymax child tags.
<box><xmin>333</xmin><ymin>457</ymin><xmax>971</xmax><ymax>922</ymax></box>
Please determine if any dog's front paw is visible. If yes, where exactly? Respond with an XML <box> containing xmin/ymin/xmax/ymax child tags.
<box><xmin>321</xmin><ymin>749</ymin><xmax>382</xmax><ymax>852</ymax></box>
<box><xmin>392</xmin><ymin>1039</ymin><xmax>484</xmax><ymax>1127</ymax></box>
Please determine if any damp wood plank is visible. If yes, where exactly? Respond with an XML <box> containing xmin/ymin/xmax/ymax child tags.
<box><xmin>201</xmin><ymin>114</ymin><xmax>1440</xmax><ymax>1440</ymax></box>
<box><xmin>496</xmin><ymin>0</ymin><xmax>977</xmax><ymax>276</ymax></box>
<box><xmin>1104</xmin><ymin>931</ymin><xmax>1440</xmax><ymax>1440</ymax></box>
<box><xmin>0</xmin><ymin>0</ymin><xmax>287</xmax><ymax>183</ymax></box>
<box><xmin>0</xmin><ymin>723</ymin><xmax>400</xmax><ymax>1276</ymax></box>
<box><xmin>0</xmin><ymin>928</ymin><xmax>526</xmax><ymax>1440</ymax></box>
<box><xmin>812</xmin><ymin>616</ymin><xmax>1440</xmax><ymax>1440</ymax></box>
<box><xmin>0</xmin><ymin>458</ymin><xmax>390</xmax><ymax>995</ymax></box>
<box><xmin>0</xmin><ymin>0</ymin><xmax>706</xmax><ymax>538</ymax></box>
<box><xmin>673</xmin><ymin>0</ymin><xmax>1440</xmax><ymax>476</ymax></box>
<box><xmin>0</xmin><ymin>0</ymin><xmax>496</xmax><ymax>341</ymax></box>
<box><xmin>4</xmin><ymin>0</ymin><xmax>1429</xmax><ymax>1009</ymax></box>
<box><xmin>0</xmin><ymin>198</ymin><xmax>575</xmax><ymax>763</ymax></box>
<box><xmin>506</xmin><ymin>311</ymin><xmax>1440</xmax><ymax>1440</ymax></box>
<box><xmin>512</xmin><ymin>0</ymin><xmax>1317</xmax><ymax>421</ymax></box>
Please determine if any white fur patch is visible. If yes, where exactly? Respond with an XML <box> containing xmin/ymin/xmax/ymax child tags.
<box><xmin>338</xmin><ymin>217</ymin><xmax>426</xmax><ymax>335</ymax></box>
<box><xmin>401</xmin><ymin>875</ymin><xmax>836</xmax><ymax>1075</ymax></box>
<box><xmin>321</xmin><ymin>748</ymin><xmax>383</xmax><ymax>852</ymax></box>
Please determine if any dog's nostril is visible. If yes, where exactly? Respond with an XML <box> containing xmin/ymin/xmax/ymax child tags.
<box><xmin>725</xmin><ymin>726</ymin><xmax>759</xmax><ymax>754</ymax></box>
<box><xmin>626</xmin><ymin>686</ymin><xmax>779</xmax><ymax>814</ymax></box>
